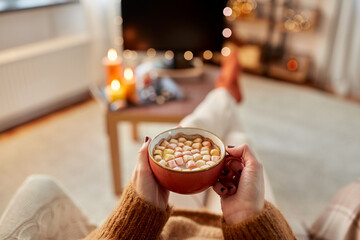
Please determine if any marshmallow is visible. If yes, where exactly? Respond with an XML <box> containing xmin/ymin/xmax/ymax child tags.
<box><xmin>206</xmin><ymin>161</ymin><xmax>215</xmax><ymax>166</ymax></box>
<box><xmin>202</xmin><ymin>155</ymin><xmax>211</xmax><ymax>161</ymax></box>
<box><xmin>175</xmin><ymin>157</ymin><xmax>184</xmax><ymax>166</ymax></box>
<box><xmin>183</xmin><ymin>146</ymin><xmax>193</xmax><ymax>151</ymax></box>
<box><xmin>195</xmin><ymin>160</ymin><xmax>205</xmax><ymax>167</ymax></box>
<box><xmin>193</xmin><ymin>153</ymin><xmax>202</xmax><ymax>161</ymax></box>
<box><xmin>210</xmin><ymin>149</ymin><xmax>220</xmax><ymax>156</ymax></box>
<box><xmin>164</xmin><ymin>149</ymin><xmax>174</xmax><ymax>155</ymax></box>
<box><xmin>174</xmin><ymin>152</ymin><xmax>183</xmax><ymax>158</ymax></box>
<box><xmin>186</xmin><ymin>160</ymin><xmax>196</xmax><ymax>169</ymax></box>
<box><xmin>183</xmin><ymin>155</ymin><xmax>194</xmax><ymax>163</ymax></box>
<box><xmin>156</xmin><ymin>146</ymin><xmax>165</xmax><ymax>150</ymax></box>
<box><xmin>175</xmin><ymin>147</ymin><xmax>183</xmax><ymax>152</ymax></box>
<box><xmin>184</xmin><ymin>141</ymin><xmax>193</xmax><ymax>146</ymax></box>
<box><xmin>168</xmin><ymin>160</ymin><xmax>177</xmax><ymax>168</ymax></box>
<box><xmin>167</xmin><ymin>143</ymin><xmax>177</xmax><ymax>150</ymax></box>
<box><xmin>192</xmin><ymin>143</ymin><xmax>201</xmax><ymax>149</ymax></box>
<box><xmin>201</xmin><ymin>150</ymin><xmax>210</xmax><ymax>155</ymax></box>
<box><xmin>165</xmin><ymin>154</ymin><xmax>175</xmax><ymax>161</ymax></box>
<box><xmin>202</xmin><ymin>141</ymin><xmax>211</xmax><ymax>147</ymax></box>
<box><xmin>191</xmin><ymin>149</ymin><xmax>200</xmax><ymax>154</ymax></box>
<box><xmin>154</xmin><ymin>155</ymin><xmax>162</xmax><ymax>162</ymax></box>
<box><xmin>169</xmin><ymin>139</ymin><xmax>178</xmax><ymax>144</ymax></box>
<box><xmin>154</xmin><ymin>150</ymin><xmax>163</xmax><ymax>156</ymax></box>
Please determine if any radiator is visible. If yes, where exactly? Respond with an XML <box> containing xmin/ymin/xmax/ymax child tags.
<box><xmin>0</xmin><ymin>34</ymin><xmax>91</xmax><ymax>131</ymax></box>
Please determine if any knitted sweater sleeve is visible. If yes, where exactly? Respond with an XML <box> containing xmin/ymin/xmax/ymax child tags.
<box><xmin>83</xmin><ymin>184</ymin><xmax>171</xmax><ymax>240</ymax></box>
<box><xmin>222</xmin><ymin>201</ymin><xmax>296</xmax><ymax>239</ymax></box>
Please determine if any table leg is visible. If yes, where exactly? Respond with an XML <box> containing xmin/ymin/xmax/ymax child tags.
<box><xmin>132</xmin><ymin>121</ymin><xmax>139</xmax><ymax>141</ymax></box>
<box><xmin>106</xmin><ymin>114</ymin><xmax>122</xmax><ymax>196</ymax></box>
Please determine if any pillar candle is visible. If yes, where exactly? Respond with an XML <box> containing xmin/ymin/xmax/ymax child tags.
<box><xmin>123</xmin><ymin>67</ymin><xmax>138</xmax><ymax>103</ymax></box>
<box><xmin>106</xmin><ymin>79</ymin><xmax>126</xmax><ymax>103</ymax></box>
<box><xmin>103</xmin><ymin>49</ymin><xmax>122</xmax><ymax>85</ymax></box>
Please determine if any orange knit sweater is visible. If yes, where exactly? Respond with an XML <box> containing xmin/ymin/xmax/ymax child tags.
<box><xmin>84</xmin><ymin>184</ymin><xmax>296</xmax><ymax>239</ymax></box>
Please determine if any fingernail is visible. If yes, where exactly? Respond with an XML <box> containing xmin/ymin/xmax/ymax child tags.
<box><xmin>227</xmin><ymin>145</ymin><xmax>235</xmax><ymax>148</ymax></box>
<box><xmin>220</xmin><ymin>187</ymin><xmax>226</xmax><ymax>193</ymax></box>
<box><xmin>144</xmin><ymin>136</ymin><xmax>149</xmax><ymax>142</ymax></box>
<box><xmin>227</xmin><ymin>186</ymin><xmax>233</xmax><ymax>191</ymax></box>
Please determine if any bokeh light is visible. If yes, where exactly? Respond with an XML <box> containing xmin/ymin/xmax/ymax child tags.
<box><xmin>111</xmin><ymin>79</ymin><xmax>121</xmax><ymax>91</ymax></box>
<box><xmin>203</xmin><ymin>50</ymin><xmax>213</xmax><ymax>60</ymax></box>
<box><xmin>124</xmin><ymin>67</ymin><xmax>134</xmax><ymax>80</ymax></box>
<box><xmin>287</xmin><ymin>59</ymin><xmax>299</xmax><ymax>71</ymax></box>
<box><xmin>123</xmin><ymin>49</ymin><xmax>132</xmax><ymax>59</ymax></box>
<box><xmin>222</xmin><ymin>28</ymin><xmax>232</xmax><ymax>38</ymax></box>
<box><xmin>221</xmin><ymin>47</ymin><xmax>231</xmax><ymax>57</ymax></box>
<box><xmin>184</xmin><ymin>51</ymin><xmax>193</xmax><ymax>61</ymax></box>
<box><xmin>164</xmin><ymin>50</ymin><xmax>174</xmax><ymax>60</ymax></box>
<box><xmin>107</xmin><ymin>48</ymin><xmax>118</xmax><ymax>61</ymax></box>
<box><xmin>223</xmin><ymin>7</ymin><xmax>232</xmax><ymax>16</ymax></box>
<box><xmin>147</xmin><ymin>48</ymin><xmax>156</xmax><ymax>57</ymax></box>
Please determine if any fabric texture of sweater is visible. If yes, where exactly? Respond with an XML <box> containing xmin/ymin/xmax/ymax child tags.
<box><xmin>84</xmin><ymin>184</ymin><xmax>296</xmax><ymax>240</ymax></box>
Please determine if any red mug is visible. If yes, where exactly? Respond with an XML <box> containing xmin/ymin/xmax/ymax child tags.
<box><xmin>148</xmin><ymin>127</ymin><xmax>226</xmax><ymax>194</ymax></box>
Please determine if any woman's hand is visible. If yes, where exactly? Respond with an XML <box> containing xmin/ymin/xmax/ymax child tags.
<box><xmin>131</xmin><ymin>136</ymin><xmax>169</xmax><ymax>210</ymax></box>
<box><xmin>212</xmin><ymin>144</ymin><xmax>265</xmax><ymax>224</ymax></box>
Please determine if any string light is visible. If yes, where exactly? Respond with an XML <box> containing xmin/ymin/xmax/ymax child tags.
<box><xmin>223</xmin><ymin>7</ymin><xmax>232</xmax><ymax>16</ymax></box>
<box><xmin>147</xmin><ymin>48</ymin><xmax>156</xmax><ymax>57</ymax></box>
<box><xmin>203</xmin><ymin>50</ymin><xmax>213</xmax><ymax>60</ymax></box>
<box><xmin>123</xmin><ymin>49</ymin><xmax>131</xmax><ymax>59</ymax></box>
<box><xmin>184</xmin><ymin>51</ymin><xmax>193</xmax><ymax>61</ymax></box>
<box><xmin>222</xmin><ymin>28</ymin><xmax>232</xmax><ymax>38</ymax></box>
<box><xmin>165</xmin><ymin>50</ymin><xmax>174</xmax><ymax>60</ymax></box>
<box><xmin>221</xmin><ymin>47</ymin><xmax>231</xmax><ymax>57</ymax></box>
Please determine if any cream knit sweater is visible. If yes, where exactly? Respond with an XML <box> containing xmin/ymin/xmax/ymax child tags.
<box><xmin>84</xmin><ymin>184</ymin><xmax>296</xmax><ymax>239</ymax></box>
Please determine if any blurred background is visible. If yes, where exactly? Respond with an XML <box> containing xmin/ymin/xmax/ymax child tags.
<box><xmin>0</xmin><ymin>0</ymin><xmax>359</xmax><ymax>235</ymax></box>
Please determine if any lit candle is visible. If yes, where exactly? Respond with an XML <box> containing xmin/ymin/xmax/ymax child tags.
<box><xmin>106</xmin><ymin>79</ymin><xmax>126</xmax><ymax>103</ymax></box>
<box><xmin>123</xmin><ymin>67</ymin><xmax>138</xmax><ymax>103</ymax></box>
<box><xmin>103</xmin><ymin>48</ymin><xmax>122</xmax><ymax>85</ymax></box>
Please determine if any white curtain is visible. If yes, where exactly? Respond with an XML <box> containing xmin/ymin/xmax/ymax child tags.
<box><xmin>327</xmin><ymin>0</ymin><xmax>360</xmax><ymax>98</ymax></box>
<box><xmin>81</xmin><ymin>0</ymin><xmax>114</xmax><ymax>85</ymax></box>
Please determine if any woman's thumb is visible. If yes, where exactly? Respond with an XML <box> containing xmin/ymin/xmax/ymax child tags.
<box><xmin>138</xmin><ymin>136</ymin><xmax>151</xmax><ymax>164</ymax></box>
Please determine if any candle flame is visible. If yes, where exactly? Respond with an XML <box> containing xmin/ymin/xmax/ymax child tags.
<box><xmin>111</xmin><ymin>79</ymin><xmax>121</xmax><ymax>91</ymax></box>
<box><xmin>124</xmin><ymin>67</ymin><xmax>134</xmax><ymax>81</ymax></box>
<box><xmin>108</xmin><ymin>48</ymin><xmax>118</xmax><ymax>61</ymax></box>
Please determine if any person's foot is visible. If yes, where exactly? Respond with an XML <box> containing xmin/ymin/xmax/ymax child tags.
<box><xmin>215</xmin><ymin>50</ymin><xmax>242</xmax><ymax>103</ymax></box>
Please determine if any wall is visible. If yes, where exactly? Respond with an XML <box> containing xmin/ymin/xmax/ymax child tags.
<box><xmin>0</xmin><ymin>1</ymin><xmax>112</xmax><ymax>130</ymax></box>
<box><xmin>0</xmin><ymin>4</ymin><xmax>86</xmax><ymax>50</ymax></box>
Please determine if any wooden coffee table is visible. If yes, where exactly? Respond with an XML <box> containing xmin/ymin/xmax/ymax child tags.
<box><xmin>104</xmin><ymin>69</ymin><xmax>218</xmax><ymax>195</ymax></box>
